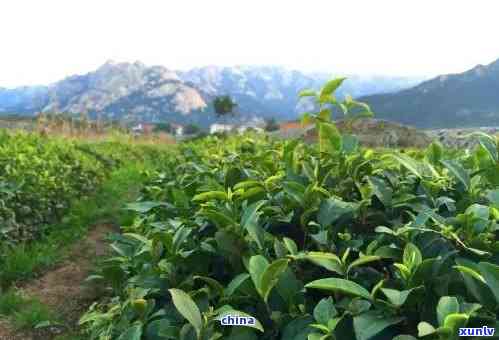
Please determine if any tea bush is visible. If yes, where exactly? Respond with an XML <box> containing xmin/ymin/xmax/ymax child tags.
<box><xmin>0</xmin><ymin>132</ymin><xmax>171</xmax><ymax>245</ymax></box>
<box><xmin>80</xmin><ymin>124</ymin><xmax>499</xmax><ymax>339</ymax></box>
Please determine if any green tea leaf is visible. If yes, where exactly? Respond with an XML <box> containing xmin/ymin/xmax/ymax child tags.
<box><xmin>455</xmin><ymin>258</ymin><xmax>496</xmax><ymax>309</ymax></box>
<box><xmin>381</xmin><ymin>287</ymin><xmax>421</xmax><ymax>307</ymax></box>
<box><xmin>192</xmin><ymin>190</ymin><xmax>228</xmax><ymax>202</ymax></box>
<box><xmin>403</xmin><ymin>243</ymin><xmax>422</xmax><ymax>271</ymax></box>
<box><xmin>260</xmin><ymin>258</ymin><xmax>289</xmax><ymax>302</ymax></box>
<box><xmin>283</xmin><ymin>181</ymin><xmax>306</xmax><ymax>205</ymax></box>
<box><xmin>283</xmin><ymin>237</ymin><xmax>298</xmax><ymax>255</ymax></box>
<box><xmin>249</xmin><ymin>255</ymin><xmax>269</xmax><ymax>295</ymax></box>
<box><xmin>123</xmin><ymin>233</ymin><xmax>152</xmax><ymax>245</ymax></box>
<box><xmin>486</xmin><ymin>189</ymin><xmax>499</xmax><ymax>208</ymax></box>
<box><xmin>305</xmin><ymin>278</ymin><xmax>371</xmax><ymax>300</ymax></box>
<box><xmin>193</xmin><ymin>276</ymin><xmax>224</xmax><ymax>297</ymax></box>
<box><xmin>318</xmin><ymin>109</ymin><xmax>332</xmax><ymax>122</ymax></box>
<box><xmin>453</xmin><ymin>265</ymin><xmax>486</xmax><ymax>284</ymax></box>
<box><xmin>347</xmin><ymin>256</ymin><xmax>382</xmax><ymax>275</ymax></box>
<box><xmin>117</xmin><ymin>324</ymin><xmax>143</xmax><ymax>340</ymax></box>
<box><xmin>168</xmin><ymin>289</ymin><xmax>203</xmax><ymax>337</ymax></box>
<box><xmin>313</xmin><ymin>297</ymin><xmax>337</xmax><ymax>325</ymax></box>
<box><xmin>353</xmin><ymin>311</ymin><xmax>404</xmax><ymax>340</ymax></box>
<box><xmin>319</xmin><ymin>78</ymin><xmax>346</xmax><ymax>98</ymax></box>
<box><xmin>318</xmin><ymin>197</ymin><xmax>358</xmax><ymax>227</ymax></box>
<box><xmin>368</xmin><ymin>176</ymin><xmax>392</xmax><ymax>207</ymax></box>
<box><xmin>225</xmin><ymin>273</ymin><xmax>251</xmax><ymax>297</ymax></box>
<box><xmin>340</xmin><ymin>134</ymin><xmax>359</xmax><ymax>154</ymax></box>
<box><xmin>436</xmin><ymin>296</ymin><xmax>459</xmax><ymax>326</ymax></box>
<box><xmin>426</xmin><ymin>141</ymin><xmax>443</xmax><ymax>164</ymax></box>
<box><xmin>281</xmin><ymin>316</ymin><xmax>314</xmax><ymax>340</ymax></box>
<box><xmin>201</xmin><ymin>209</ymin><xmax>236</xmax><ymax>228</ymax></box>
<box><xmin>417</xmin><ymin>322</ymin><xmax>436</xmax><ymax>337</ymax></box>
<box><xmin>442</xmin><ymin>313</ymin><xmax>469</xmax><ymax>335</ymax></box>
<box><xmin>479</xmin><ymin>261</ymin><xmax>499</xmax><ymax>304</ymax></box>
<box><xmin>293</xmin><ymin>252</ymin><xmax>344</xmax><ymax>275</ymax></box>
<box><xmin>298</xmin><ymin>89</ymin><xmax>317</xmax><ymax>98</ymax></box>
<box><xmin>387</xmin><ymin>153</ymin><xmax>422</xmax><ymax>178</ymax></box>
<box><xmin>477</xmin><ymin>134</ymin><xmax>498</xmax><ymax>162</ymax></box>
<box><xmin>124</xmin><ymin>201</ymin><xmax>169</xmax><ymax>213</ymax></box>
<box><xmin>318</xmin><ymin>122</ymin><xmax>342</xmax><ymax>155</ymax></box>
<box><xmin>241</xmin><ymin>200</ymin><xmax>266</xmax><ymax>249</ymax></box>
<box><xmin>441</xmin><ymin>160</ymin><xmax>470</xmax><ymax>190</ymax></box>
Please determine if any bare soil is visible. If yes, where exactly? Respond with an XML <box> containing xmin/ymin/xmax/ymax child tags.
<box><xmin>0</xmin><ymin>224</ymin><xmax>115</xmax><ymax>340</ymax></box>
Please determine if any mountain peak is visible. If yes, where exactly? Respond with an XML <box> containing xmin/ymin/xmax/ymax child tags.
<box><xmin>1</xmin><ymin>61</ymin><xmax>428</xmax><ymax>126</ymax></box>
<box><xmin>102</xmin><ymin>59</ymin><xmax>118</xmax><ymax>67</ymax></box>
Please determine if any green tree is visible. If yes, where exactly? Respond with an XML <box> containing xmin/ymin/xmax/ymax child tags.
<box><xmin>153</xmin><ymin>122</ymin><xmax>172</xmax><ymax>133</ymax></box>
<box><xmin>184</xmin><ymin>124</ymin><xmax>200</xmax><ymax>135</ymax></box>
<box><xmin>264</xmin><ymin>118</ymin><xmax>280</xmax><ymax>132</ymax></box>
<box><xmin>213</xmin><ymin>96</ymin><xmax>237</xmax><ymax>122</ymax></box>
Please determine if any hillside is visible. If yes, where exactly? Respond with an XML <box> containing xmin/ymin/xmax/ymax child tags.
<box><xmin>0</xmin><ymin>61</ymin><xmax>422</xmax><ymax>127</ymax></box>
<box><xmin>273</xmin><ymin>118</ymin><xmax>432</xmax><ymax>148</ymax></box>
<box><xmin>0</xmin><ymin>86</ymin><xmax>49</xmax><ymax>113</ymax></box>
<box><xmin>361</xmin><ymin>58</ymin><xmax>499</xmax><ymax>128</ymax></box>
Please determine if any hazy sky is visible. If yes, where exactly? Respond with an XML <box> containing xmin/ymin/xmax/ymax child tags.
<box><xmin>1</xmin><ymin>0</ymin><xmax>499</xmax><ymax>87</ymax></box>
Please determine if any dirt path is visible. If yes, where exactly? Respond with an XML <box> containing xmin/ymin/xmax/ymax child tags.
<box><xmin>0</xmin><ymin>224</ymin><xmax>115</xmax><ymax>340</ymax></box>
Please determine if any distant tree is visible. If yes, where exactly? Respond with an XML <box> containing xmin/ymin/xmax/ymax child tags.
<box><xmin>264</xmin><ymin>118</ymin><xmax>280</xmax><ymax>132</ymax></box>
<box><xmin>213</xmin><ymin>96</ymin><xmax>237</xmax><ymax>122</ymax></box>
<box><xmin>154</xmin><ymin>122</ymin><xmax>172</xmax><ymax>133</ymax></box>
<box><xmin>184</xmin><ymin>123</ymin><xmax>200</xmax><ymax>135</ymax></box>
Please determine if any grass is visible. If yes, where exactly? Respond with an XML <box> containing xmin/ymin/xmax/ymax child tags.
<box><xmin>0</xmin><ymin>290</ymin><xmax>57</xmax><ymax>330</ymax></box>
<box><xmin>0</xmin><ymin>137</ymin><xmax>173</xmax><ymax>338</ymax></box>
<box><xmin>0</xmin><ymin>162</ymin><xmax>153</xmax><ymax>289</ymax></box>
<box><xmin>0</xmin><ymin>290</ymin><xmax>26</xmax><ymax>316</ymax></box>
<box><xmin>0</xmin><ymin>162</ymin><xmax>156</xmax><ymax>336</ymax></box>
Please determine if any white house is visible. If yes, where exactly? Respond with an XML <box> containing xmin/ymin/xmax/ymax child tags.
<box><xmin>170</xmin><ymin>123</ymin><xmax>184</xmax><ymax>136</ymax></box>
<box><xmin>210</xmin><ymin>123</ymin><xmax>234</xmax><ymax>134</ymax></box>
<box><xmin>132</xmin><ymin>123</ymin><xmax>143</xmax><ymax>133</ymax></box>
<box><xmin>237</xmin><ymin>125</ymin><xmax>264</xmax><ymax>134</ymax></box>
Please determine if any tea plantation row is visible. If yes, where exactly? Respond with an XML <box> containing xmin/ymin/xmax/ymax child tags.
<box><xmin>0</xmin><ymin>131</ymin><xmax>170</xmax><ymax>246</ymax></box>
<box><xmin>81</xmin><ymin>132</ymin><xmax>499</xmax><ymax>340</ymax></box>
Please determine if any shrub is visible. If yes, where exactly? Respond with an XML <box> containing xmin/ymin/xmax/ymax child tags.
<box><xmin>80</xmin><ymin>80</ymin><xmax>499</xmax><ymax>340</ymax></box>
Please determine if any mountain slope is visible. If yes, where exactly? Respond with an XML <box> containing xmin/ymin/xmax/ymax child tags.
<box><xmin>0</xmin><ymin>86</ymin><xmax>49</xmax><ymax>114</ymax></box>
<box><xmin>361</xmin><ymin>58</ymin><xmax>499</xmax><ymax>128</ymax></box>
<box><xmin>180</xmin><ymin>65</ymin><xmax>423</xmax><ymax>120</ymax></box>
<box><xmin>43</xmin><ymin>61</ymin><xmax>208</xmax><ymax>122</ymax></box>
<box><xmin>0</xmin><ymin>61</ymin><xmax>423</xmax><ymax>126</ymax></box>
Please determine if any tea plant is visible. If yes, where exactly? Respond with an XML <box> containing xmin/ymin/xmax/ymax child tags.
<box><xmin>81</xmin><ymin>80</ymin><xmax>498</xmax><ymax>340</ymax></box>
<box><xmin>0</xmin><ymin>132</ymin><xmax>171</xmax><ymax>246</ymax></box>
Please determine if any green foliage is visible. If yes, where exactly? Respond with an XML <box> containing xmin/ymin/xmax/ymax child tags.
<box><xmin>264</xmin><ymin>118</ymin><xmax>280</xmax><ymax>132</ymax></box>
<box><xmin>78</xmin><ymin>82</ymin><xmax>499</xmax><ymax>339</ymax></box>
<box><xmin>184</xmin><ymin>124</ymin><xmax>201</xmax><ymax>135</ymax></box>
<box><xmin>0</xmin><ymin>290</ymin><xmax>57</xmax><ymax>331</ymax></box>
<box><xmin>153</xmin><ymin>122</ymin><xmax>172</xmax><ymax>133</ymax></box>
<box><xmin>300</xmin><ymin>77</ymin><xmax>373</xmax><ymax>162</ymax></box>
<box><xmin>213</xmin><ymin>95</ymin><xmax>237</xmax><ymax>119</ymax></box>
<box><xmin>0</xmin><ymin>133</ymin><xmax>172</xmax><ymax>287</ymax></box>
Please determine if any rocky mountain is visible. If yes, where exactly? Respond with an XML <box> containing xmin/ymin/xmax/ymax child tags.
<box><xmin>361</xmin><ymin>58</ymin><xmax>499</xmax><ymax>128</ymax></box>
<box><xmin>40</xmin><ymin>61</ymin><xmax>209</xmax><ymax>124</ymax></box>
<box><xmin>180</xmin><ymin>66</ymin><xmax>423</xmax><ymax>120</ymax></box>
<box><xmin>0</xmin><ymin>61</ymin><xmax>423</xmax><ymax>127</ymax></box>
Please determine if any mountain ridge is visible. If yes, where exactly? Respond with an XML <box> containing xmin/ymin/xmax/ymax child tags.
<box><xmin>0</xmin><ymin>61</ymin><xmax>434</xmax><ymax>127</ymax></box>
<box><xmin>360</xmin><ymin>57</ymin><xmax>499</xmax><ymax>128</ymax></box>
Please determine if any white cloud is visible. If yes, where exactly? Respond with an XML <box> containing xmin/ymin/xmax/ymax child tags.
<box><xmin>1</xmin><ymin>0</ymin><xmax>499</xmax><ymax>87</ymax></box>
